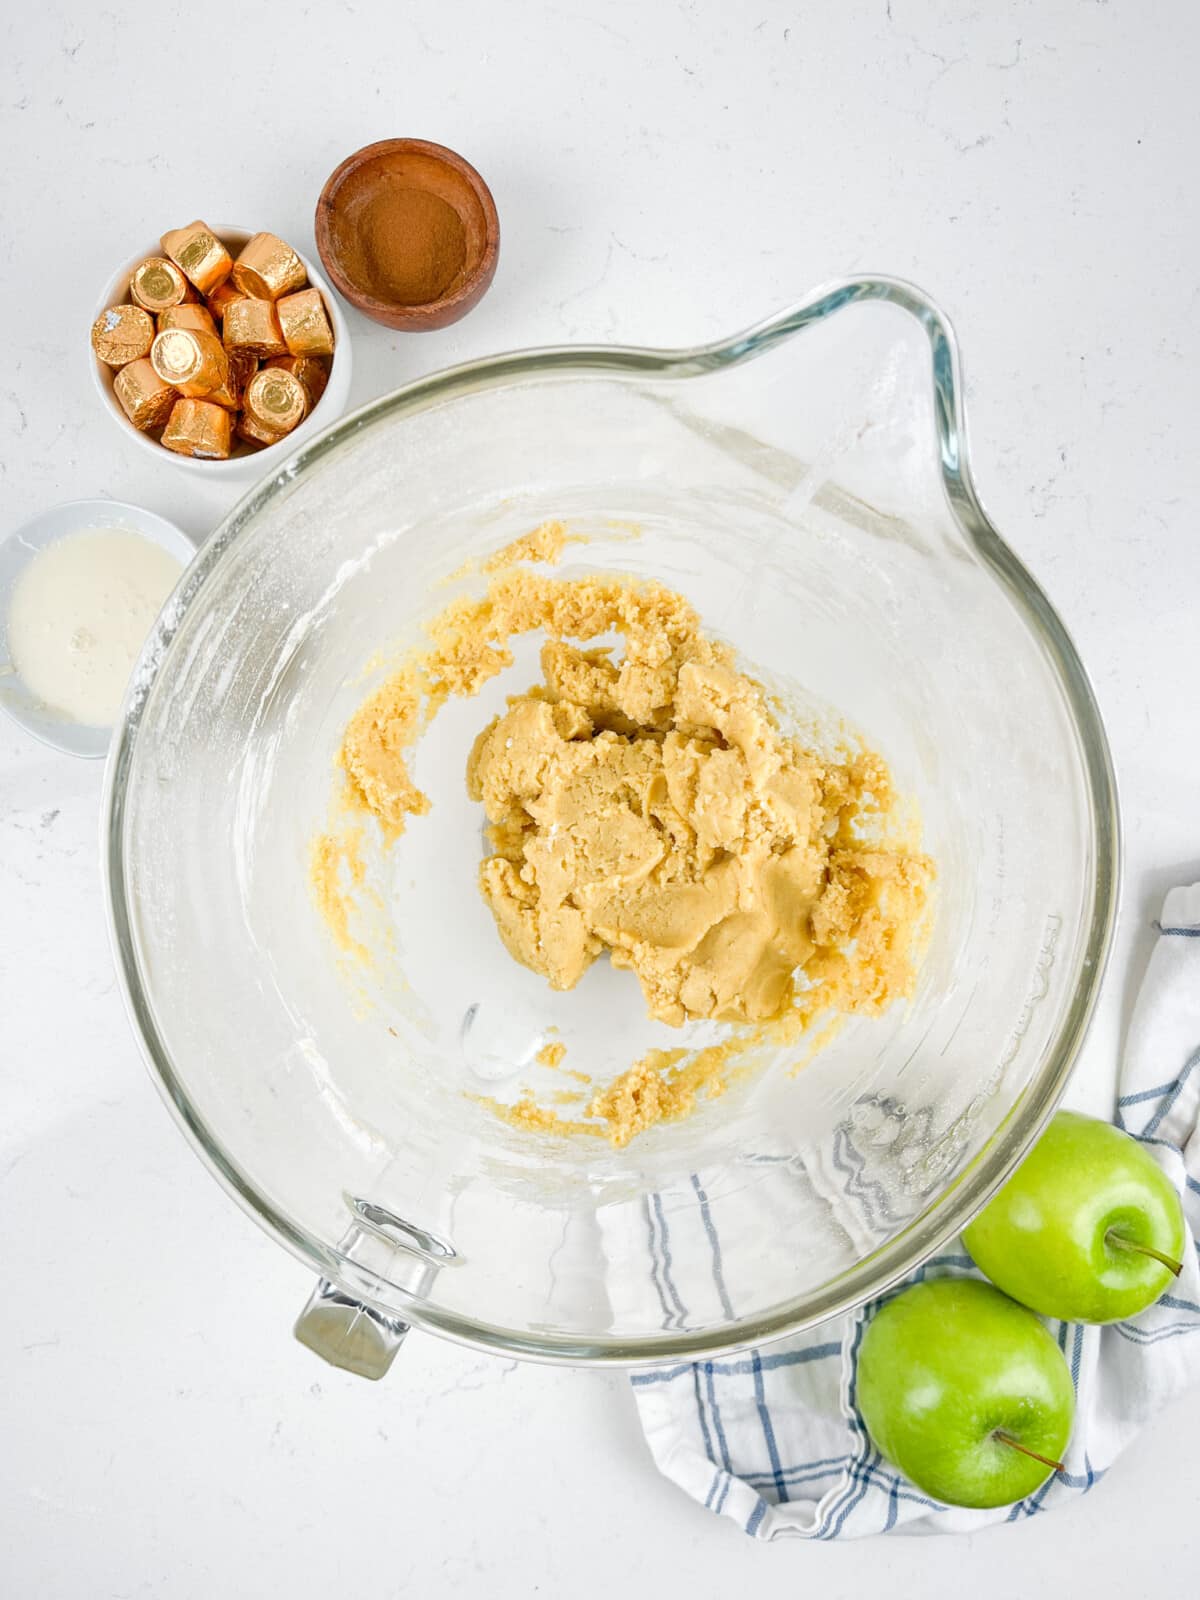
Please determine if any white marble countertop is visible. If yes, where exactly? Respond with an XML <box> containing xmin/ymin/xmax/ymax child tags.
<box><xmin>3</xmin><ymin>2</ymin><xmax>1198</xmax><ymax>1593</ymax></box>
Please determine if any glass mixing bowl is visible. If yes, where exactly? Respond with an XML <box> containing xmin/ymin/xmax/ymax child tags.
<box><xmin>103</xmin><ymin>278</ymin><xmax>1119</xmax><ymax>1374</ymax></box>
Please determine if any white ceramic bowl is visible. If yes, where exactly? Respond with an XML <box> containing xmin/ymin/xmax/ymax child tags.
<box><xmin>0</xmin><ymin>498</ymin><xmax>195</xmax><ymax>758</ymax></box>
<box><xmin>89</xmin><ymin>225</ymin><xmax>352</xmax><ymax>480</ymax></box>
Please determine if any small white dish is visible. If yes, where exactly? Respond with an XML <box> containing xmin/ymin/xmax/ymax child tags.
<box><xmin>0</xmin><ymin>499</ymin><xmax>195</xmax><ymax>758</ymax></box>
<box><xmin>89</xmin><ymin>224</ymin><xmax>352</xmax><ymax>480</ymax></box>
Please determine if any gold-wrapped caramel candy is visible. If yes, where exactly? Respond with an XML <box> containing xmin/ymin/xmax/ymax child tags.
<box><xmin>222</xmin><ymin>296</ymin><xmax>287</xmax><ymax>358</ymax></box>
<box><xmin>130</xmin><ymin>257</ymin><xmax>192</xmax><ymax>314</ymax></box>
<box><xmin>225</xmin><ymin>348</ymin><xmax>259</xmax><ymax>403</ymax></box>
<box><xmin>162</xmin><ymin>398</ymin><xmax>233</xmax><ymax>459</ymax></box>
<box><xmin>151</xmin><ymin>327</ymin><xmax>230</xmax><ymax>398</ymax></box>
<box><xmin>206</xmin><ymin>280</ymin><xmax>244</xmax><ymax>323</ymax></box>
<box><xmin>91</xmin><ymin>304</ymin><xmax>155</xmax><ymax>368</ymax></box>
<box><xmin>205</xmin><ymin>377</ymin><xmax>240</xmax><ymax>413</ymax></box>
<box><xmin>113</xmin><ymin>358</ymin><xmax>177</xmax><ymax>431</ymax></box>
<box><xmin>206</xmin><ymin>349</ymin><xmax>253</xmax><ymax>413</ymax></box>
<box><xmin>236</xmin><ymin>411</ymin><xmax>286</xmax><ymax>449</ymax></box>
<box><xmin>266</xmin><ymin>354</ymin><xmax>329</xmax><ymax>409</ymax></box>
<box><xmin>276</xmin><ymin>287</ymin><xmax>334</xmax><ymax>357</ymax></box>
<box><xmin>243</xmin><ymin>367</ymin><xmax>307</xmax><ymax>436</ymax></box>
<box><xmin>231</xmin><ymin>232</ymin><xmax>307</xmax><ymax>300</ymax></box>
<box><xmin>158</xmin><ymin>303</ymin><xmax>217</xmax><ymax>338</ymax></box>
<box><xmin>161</xmin><ymin>221</ymin><xmax>233</xmax><ymax>296</ymax></box>
<box><xmin>229</xmin><ymin>348</ymin><xmax>258</xmax><ymax>389</ymax></box>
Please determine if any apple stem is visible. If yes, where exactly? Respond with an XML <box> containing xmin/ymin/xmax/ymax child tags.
<box><xmin>1105</xmin><ymin>1229</ymin><xmax>1183</xmax><ymax>1277</ymax></box>
<box><xmin>992</xmin><ymin>1432</ymin><xmax>1065</xmax><ymax>1475</ymax></box>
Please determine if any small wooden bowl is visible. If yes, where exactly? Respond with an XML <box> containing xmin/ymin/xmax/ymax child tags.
<box><xmin>315</xmin><ymin>139</ymin><xmax>499</xmax><ymax>331</ymax></box>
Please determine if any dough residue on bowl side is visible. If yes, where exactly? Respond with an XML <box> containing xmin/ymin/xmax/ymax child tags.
<box><xmin>313</xmin><ymin>525</ymin><xmax>933</xmax><ymax>1147</ymax></box>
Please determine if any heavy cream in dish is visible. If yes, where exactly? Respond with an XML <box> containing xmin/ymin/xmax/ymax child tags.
<box><xmin>8</xmin><ymin>528</ymin><xmax>182</xmax><ymax>726</ymax></box>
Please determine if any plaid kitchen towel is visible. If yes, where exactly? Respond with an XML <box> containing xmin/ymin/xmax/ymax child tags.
<box><xmin>632</xmin><ymin>883</ymin><xmax>1200</xmax><ymax>1538</ymax></box>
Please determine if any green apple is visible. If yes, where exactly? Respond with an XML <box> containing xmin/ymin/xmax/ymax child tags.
<box><xmin>963</xmin><ymin>1110</ymin><xmax>1185</xmax><ymax>1324</ymax></box>
<box><xmin>856</xmin><ymin>1277</ymin><xmax>1074</xmax><ymax>1508</ymax></box>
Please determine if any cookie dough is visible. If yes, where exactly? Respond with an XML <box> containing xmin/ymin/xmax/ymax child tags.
<box><xmin>467</xmin><ymin>636</ymin><xmax>918</xmax><ymax>1028</ymax></box>
<box><xmin>320</xmin><ymin>531</ymin><xmax>932</xmax><ymax>1144</ymax></box>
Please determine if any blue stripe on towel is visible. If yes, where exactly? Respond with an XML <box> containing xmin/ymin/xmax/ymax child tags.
<box><xmin>631</xmin><ymin>1342</ymin><xmax>842</xmax><ymax>1387</ymax></box>
<box><xmin>1115</xmin><ymin>1318</ymin><xmax>1200</xmax><ymax>1346</ymax></box>
<box><xmin>1142</xmin><ymin>1046</ymin><xmax>1200</xmax><ymax>1139</ymax></box>
<box><xmin>644</xmin><ymin>1197</ymin><xmax>674</xmax><ymax>1332</ymax></box>
<box><xmin>691</xmin><ymin>1173</ymin><xmax>735</xmax><ymax>1321</ymax></box>
<box><xmin>818</xmin><ymin>1315</ymin><xmax>878</xmax><ymax>1538</ymax></box>
<box><xmin>692</xmin><ymin>1363</ymin><xmax>717</xmax><ymax>1472</ymax></box>
<box><xmin>744</xmin><ymin>1454</ymin><xmax>850</xmax><ymax>1489</ymax></box>
<box><xmin>1159</xmin><ymin>1293</ymin><xmax>1200</xmax><ymax>1314</ymax></box>
<box><xmin>1118</xmin><ymin>1082</ymin><xmax>1179</xmax><ymax>1110</ymax></box>
<box><xmin>651</xmin><ymin>1194</ymin><xmax>688</xmax><ymax>1330</ymax></box>
<box><xmin>751</xmin><ymin>1349</ymin><xmax>789</xmax><ymax>1503</ymax></box>
<box><xmin>883</xmin><ymin>1480</ymin><xmax>900</xmax><ymax>1532</ymax></box>
<box><xmin>705</xmin><ymin>1361</ymin><xmax>733</xmax><ymax>1473</ymax></box>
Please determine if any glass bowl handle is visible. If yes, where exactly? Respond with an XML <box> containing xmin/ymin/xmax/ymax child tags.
<box><xmin>291</xmin><ymin>1200</ymin><xmax>459</xmax><ymax>1378</ymax></box>
<box><xmin>293</xmin><ymin>1277</ymin><xmax>410</xmax><ymax>1380</ymax></box>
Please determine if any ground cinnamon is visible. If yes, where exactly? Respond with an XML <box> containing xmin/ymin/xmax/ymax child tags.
<box><xmin>340</xmin><ymin>179</ymin><xmax>467</xmax><ymax>306</ymax></box>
